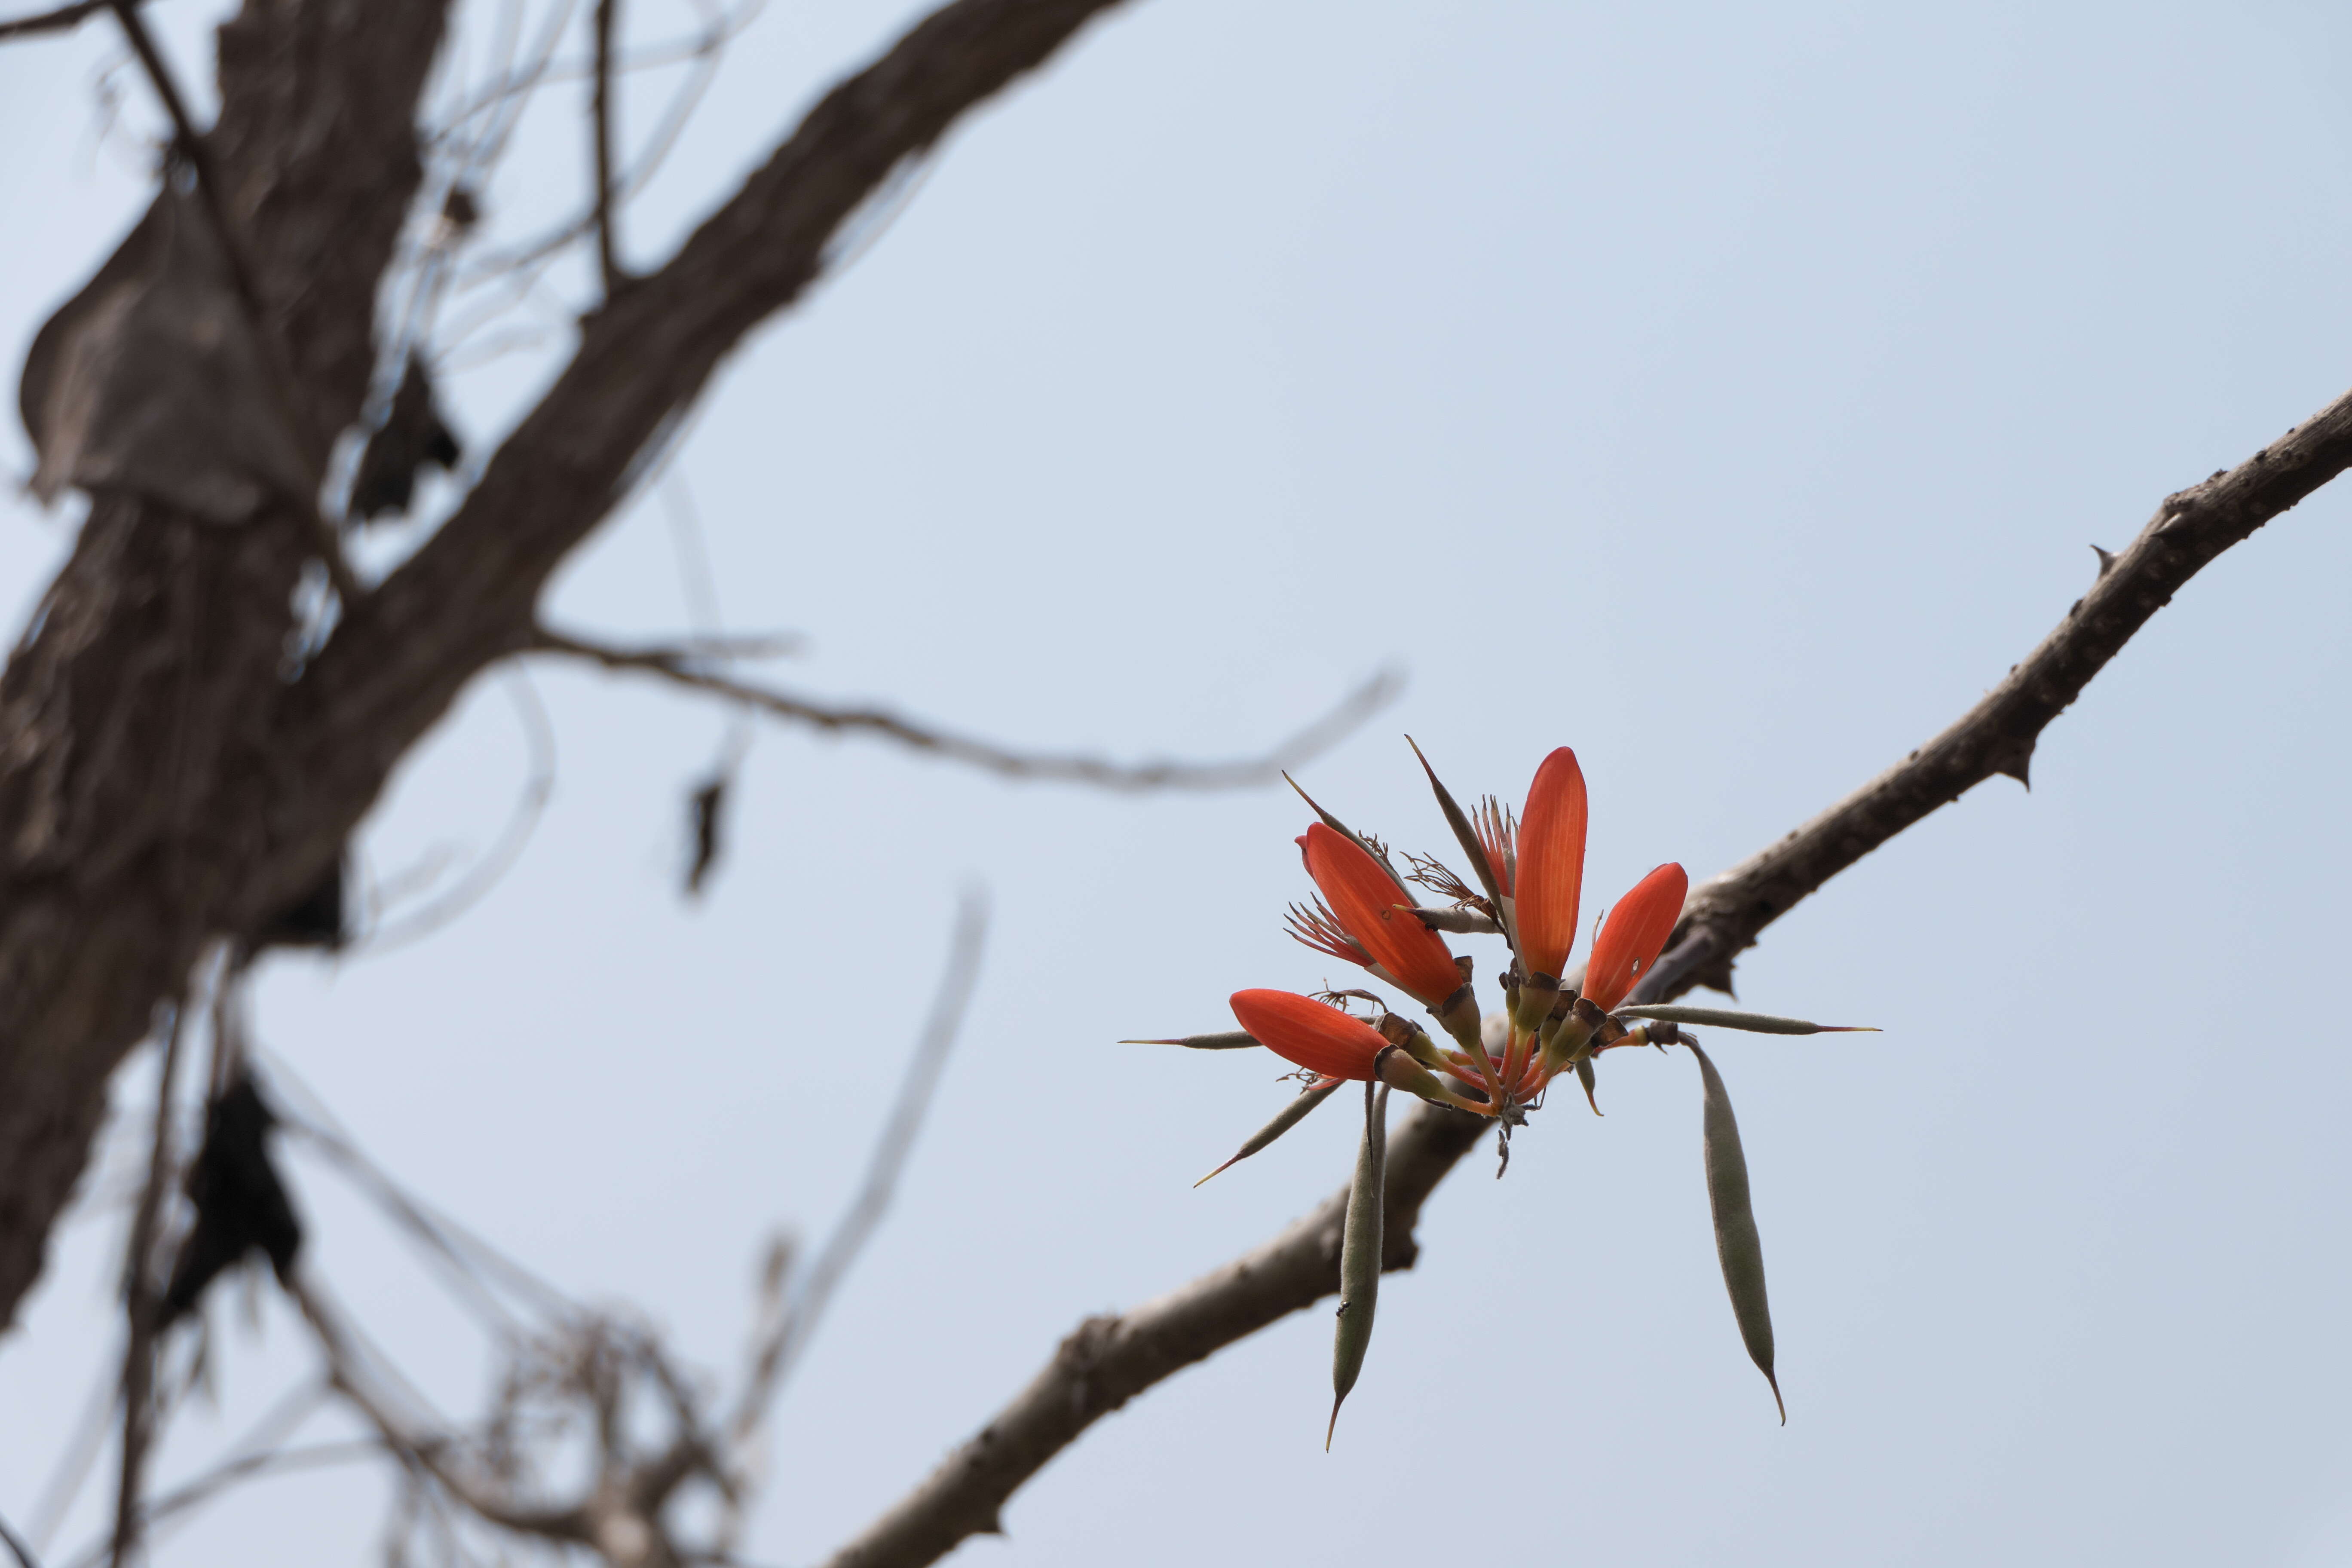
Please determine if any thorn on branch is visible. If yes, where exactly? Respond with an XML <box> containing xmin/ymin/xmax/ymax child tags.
<box><xmin>1989</xmin><ymin>733</ymin><xmax>2035</xmax><ymax>790</ymax></box>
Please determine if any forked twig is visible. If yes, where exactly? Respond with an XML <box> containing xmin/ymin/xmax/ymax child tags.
<box><xmin>529</xmin><ymin>625</ymin><xmax>1402</xmax><ymax>791</ymax></box>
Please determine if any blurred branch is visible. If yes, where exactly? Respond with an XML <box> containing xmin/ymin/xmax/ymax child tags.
<box><xmin>295</xmin><ymin>1282</ymin><xmax>594</xmax><ymax>1545</ymax></box>
<box><xmin>443</xmin><ymin>0</ymin><xmax>765</xmax><ymax>283</ymax></box>
<box><xmin>108</xmin><ymin>994</ymin><xmax>192</xmax><ymax>1568</ymax></box>
<box><xmin>530</xmin><ymin>625</ymin><xmax>1401</xmax><ymax>790</ymax></box>
<box><xmin>591</xmin><ymin>0</ymin><xmax>625</xmax><ymax>295</ymax></box>
<box><xmin>305</xmin><ymin>0</ymin><xmax>1146</xmax><ymax>760</ymax></box>
<box><xmin>72</xmin><ymin>1443</ymin><xmax>381</xmax><ymax>1568</ymax></box>
<box><xmin>814</xmin><ymin>383</ymin><xmax>2352</xmax><ymax>1568</ymax></box>
<box><xmin>0</xmin><ymin>0</ymin><xmax>110</xmax><ymax>41</ymax></box>
<box><xmin>729</xmin><ymin>892</ymin><xmax>987</xmax><ymax>1448</ymax></box>
<box><xmin>278</xmin><ymin>897</ymin><xmax>989</xmax><ymax>1566</ymax></box>
<box><xmin>345</xmin><ymin>671</ymin><xmax>556</xmax><ymax>956</ymax></box>
<box><xmin>0</xmin><ymin>1510</ymin><xmax>42</xmax><ymax>1568</ymax></box>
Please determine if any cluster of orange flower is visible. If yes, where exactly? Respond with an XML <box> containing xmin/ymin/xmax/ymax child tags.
<box><xmin>1238</xmin><ymin>745</ymin><xmax>1687</xmax><ymax>1124</ymax></box>
<box><xmin>1135</xmin><ymin>741</ymin><xmax>1869</xmax><ymax>1443</ymax></box>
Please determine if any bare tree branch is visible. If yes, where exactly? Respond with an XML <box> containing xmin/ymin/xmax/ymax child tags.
<box><xmin>819</xmin><ymin>1100</ymin><xmax>1488</xmax><ymax>1568</ymax></box>
<box><xmin>0</xmin><ymin>0</ymin><xmax>454</xmax><ymax>1336</ymax></box>
<box><xmin>296</xmin><ymin>0</ymin><xmax>1145</xmax><ymax>761</ymax></box>
<box><xmin>0</xmin><ymin>0</ymin><xmax>109</xmax><ymax>43</ymax></box>
<box><xmin>530</xmin><ymin>626</ymin><xmax>1399</xmax><ymax>790</ymax></box>
<box><xmin>1642</xmin><ymin>382</ymin><xmax>2352</xmax><ymax>1003</ymax></box>
<box><xmin>591</xmin><ymin>0</ymin><xmax>626</xmax><ymax>296</ymax></box>
<box><xmin>0</xmin><ymin>0</ymin><xmax>1144</xmax><ymax>1339</ymax></box>
<box><xmin>812</xmin><ymin>383</ymin><xmax>2352</xmax><ymax>1568</ymax></box>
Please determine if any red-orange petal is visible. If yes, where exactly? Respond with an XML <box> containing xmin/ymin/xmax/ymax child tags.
<box><xmin>1230</xmin><ymin>990</ymin><xmax>1388</xmax><ymax>1081</ymax></box>
<box><xmin>1583</xmin><ymin>863</ymin><xmax>1688</xmax><ymax>1012</ymax></box>
<box><xmin>1299</xmin><ymin>823</ymin><xmax>1463</xmax><ymax>1005</ymax></box>
<box><xmin>1513</xmin><ymin>747</ymin><xmax>1589</xmax><ymax>980</ymax></box>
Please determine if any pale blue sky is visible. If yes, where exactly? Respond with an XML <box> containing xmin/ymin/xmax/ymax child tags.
<box><xmin>5</xmin><ymin>2</ymin><xmax>2352</xmax><ymax>1565</ymax></box>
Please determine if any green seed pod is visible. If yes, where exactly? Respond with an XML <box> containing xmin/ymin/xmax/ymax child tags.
<box><xmin>1121</xmin><ymin>1031</ymin><xmax>1261</xmax><ymax>1050</ymax></box>
<box><xmin>1618</xmin><ymin>1004</ymin><xmax>1877</xmax><ymax>1036</ymax></box>
<box><xmin>1689</xmin><ymin>1040</ymin><xmax>1784</xmax><ymax>1423</ymax></box>
<box><xmin>1329</xmin><ymin>1081</ymin><xmax>1390</xmax><ymax>1449</ymax></box>
<box><xmin>1193</xmin><ymin>1081</ymin><xmax>1341</xmax><ymax>1187</ymax></box>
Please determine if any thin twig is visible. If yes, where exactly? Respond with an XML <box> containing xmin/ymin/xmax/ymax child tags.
<box><xmin>103</xmin><ymin>0</ymin><xmax>362</xmax><ymax>601</ymax></box>
<box><xmin>730</xmin><ymin>891</ymin><xmax>988</xmax><ymax>1447</ymax></box>
<box><xmin>109</xmin><ymin>998</ymin><xmax>192</xmax><ymax>1568</ymax></box>
<box><xmin>65</xmin><ymin>1444</ymin><xmax>382</xmax><ymax>1568</ymax></box>
<box><xmin>591</xmin><ymin>0</ymin><xmax>625</xmax><ymax>295</ymax></box>
<box><xmin>449</xmin><ymin>0</ymin><xmax>760</xmax><ymax>283</ymax></box>
<box><xmin>812</xmin><ymin>383</ymin><xmax>2352</xmax><ymax>1568</ymax></box>
<box><xmin>0</xmin><ymin>0</ymin><xmax>109</xmax><ymax>41</ymax></box>
<box><xmin>294</xmin><ymin>1280</ymin><xmax>591</xmax><ymax>1544</ymax></box>
<box><xmin>529</xmin><ymin>625</ymin><xmax>1403</xmax><ymax>791</ymax></box>
<box><xmin>24</xmin><ymin>1354</ymin><xmax>118</xmax><ymax>1551</ymax></box>
<box><xmin>258</xmin><ymin>1049</ymin><xmax>578</xmax><ymax>1325</ymax></box>
<box><xmin>0</xmin><ymin>1510</ymin><xmax>43</xmax><ymax>1568</ymax></box>
<box><xmin>61</xmin><ymin>1384</ymin><xmax>332</xmax><ymax>1568</ymax></box>
<box><xmin>349</xmin><ymin>669</ymin><xmax>557</xmax><ymax>955</ymax></box>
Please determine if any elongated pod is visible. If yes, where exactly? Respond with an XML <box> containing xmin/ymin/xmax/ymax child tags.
<box><xmin>1689</xmin><ymin>1040</ymin><xmax>1783</xmax><ymax>1422</ymax></box>
<box><xmin>1620</xmin><ymin>1004</ymin><xmax>1875</xmax><ymax>1036</ymax></box>
<box><xmin>1124</xmin><ymin>1031</ymin><xmax>1261</xmax><ymax>1050</ymax></box>
<box><xmin>1194</xmin><ymin>1081</ymin><xmax>1340</xmax><ymax>1187</ymax></box>
<box><xmin>1329</xmin><ymin>1080</ymin><xmax>1389</xmax><ymax>1448</ymax></box>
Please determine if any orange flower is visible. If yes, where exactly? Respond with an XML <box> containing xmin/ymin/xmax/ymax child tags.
<box><xmin>1583</xmin><ymin>863</ymin><xmax>1688</xmax><ymax>1011</ymax></box>
<box><xmin>1230</xmin><ymin>989</ymin><xmax>1388</xmax><ymax>1081</ymax></box>
<box><xmin>1296</xmin><ymin>823</ymin><xmax>1463</xmax><ymax>1006</ymax></box>
<box><xmin>1513</xmin><ymin>747</ymin><xmax>1589</xmax><ymax>981</ymax></box>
